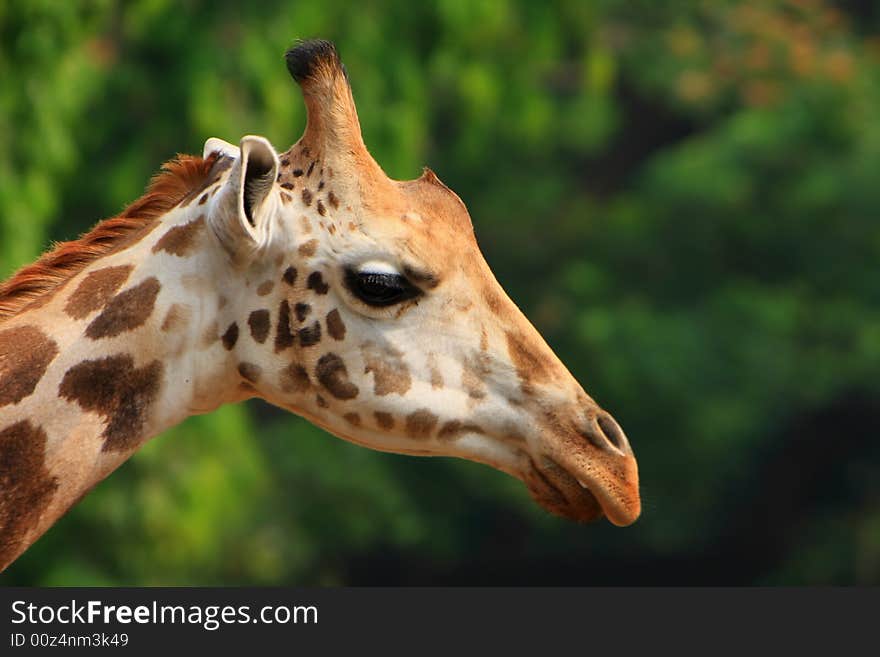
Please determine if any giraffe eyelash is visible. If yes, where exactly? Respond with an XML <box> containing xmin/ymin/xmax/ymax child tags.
<box><xmin>343</xmin><ymin>267</ymin><xmax>421</xmax><ymax>307</ymax></box>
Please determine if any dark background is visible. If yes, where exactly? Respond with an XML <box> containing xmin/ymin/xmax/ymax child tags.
<box><xmin>1</xmin><ymin>0</ymin><xmax>878</xmax><ymax>585</ymax></box>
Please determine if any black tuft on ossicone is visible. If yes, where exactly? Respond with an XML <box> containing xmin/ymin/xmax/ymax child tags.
<box><xmin>285</xmin><ymin>39</ymin><xmax>347</xmax><ymax>84</ymax></box>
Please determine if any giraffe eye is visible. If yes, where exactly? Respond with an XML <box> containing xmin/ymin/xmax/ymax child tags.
<box><xmin>345</xmin><ymin>268</ymin><xmax>421</xmax><ymax>307</ymax></box>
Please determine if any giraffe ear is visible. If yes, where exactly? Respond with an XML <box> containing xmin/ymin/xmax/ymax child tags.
<box><xmin>210</xmin><ymin>135</ymin><xmax>280</xmax><ymax>264</ymax></box>
<box><xmin>203</xmin><ymin>137</ymin><xmax>239</xmax><ymax>159</ymax></box>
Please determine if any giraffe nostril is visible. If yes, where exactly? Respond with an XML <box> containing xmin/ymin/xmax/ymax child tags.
<box><xmin>577</xmin><ymin>411</ymin><xmax>629</xmax><ymax>453</ymax></box>
<box><xmin>596</xmin><ymin>412</ymin><xmax>628</xmax><ymax>452</ymax></box>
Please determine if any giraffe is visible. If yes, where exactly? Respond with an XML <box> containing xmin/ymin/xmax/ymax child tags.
<box><xmin>0</xmin><ymin>40</ymin><xmax>640</xmax><ymax>572</ymax></box>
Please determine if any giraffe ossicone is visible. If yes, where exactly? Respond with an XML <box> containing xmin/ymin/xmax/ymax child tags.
<box><xmin>0</xmin><ymin>39</ymin><xmax>640</xmax><ymax>572</ymax></box>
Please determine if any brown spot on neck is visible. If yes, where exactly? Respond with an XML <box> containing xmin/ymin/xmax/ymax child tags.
<box><xmin>0</xmin><ymin>420</ymin><xmax>59</xmax><ymax>570</ymax></box>
<box><xmin>462</xmin><ymin>352</ymin><xmax>490</xmax><ymax>400</ymax></box>
<box><xmin>256</xmin><ymin>280</ymin><xmax>275</xmax><ymax>296</ymax></box>
<box><xmin>248</xmin><ymin>309</ymin><xmax>271</xmax><ymax>344</ymax></box>
<box><xmin>64</xmin><ymin>264</ymin><xmax>133</xmax><ymax>319</ymax></box>
<box><xmin>160</xmin><ymin>303</ymin><xmax>191</xmax><ymax>333</ymax></box>
<box><xmin>437</xmin><ymin>420</ymin><xmax>485</xmax><ymax>441</ymax></box>
<box><xmin>280</xmin><ymin>362</ymin><xmax>311</xmax><ymax>393</ymax></box>
<box><xmin>307</xmin><ymin>271</ymin><xmax>329</xmax><ymax>295</ymax></box>
<box><xmin>85</xmin><ymin>277</ymin><xmax>161</xmax><ymax>339</ymax></box>
<box><xmin>201</xmin><ymin>320</ymin><xmax>219</xmax><ymax>347</ymax></box>
<box><xmin>237</xmin><ymin>362</ymin><xmax>262</xmax><ymax>383</ymax></box>
<box><xmin>58</xmin><ymin>355</ymin><xmax>163</xmax><ymax>452</ymax></box>
<box><xmin>283</xmin><ymin>267</ymin><xmax>298</xmax><ymax>286</ymax></box>
<box><xmin>315</xmin><ymin>353</ymin><xmax>359</xmax><ymax>400</ymax></box>
<box><xmin>363</xmin><ymin>344</ymin><xmax>411</xmax><ymax>396</ymax></box>
<box><xmin>326</xmin><ymin>309</ymin><xmax>346</xmax><ymax>340</ymax></box>
<box><xmin>294</xmin><ymin>303</ymin><xmax>311</xmax><ymax>322</ymax></box>
<box><xmin>505</xmin><ymin>330</ymin><xmax>553</xmax><ymax>386</ymax></box>
<box><xmin>152</xmin><ymin>215</ymin><xmax>206</xmax><ymax>257</ymax></box>
<box><xmin>343</xmin><ymin>412</ymin><xmax>361</xmax><ymax>427</ymax></box>
<box><xmin>298</xmin><ymin>239</ymin><xmax>319</xmax><ymax>257</ymax></box>
<box><xmin>0</xmin><ymin>326</ymin><xmax>59</xmax><ymax>407</ymax></box>
<box><xmin>275</xmin><ymin>300</ymin><xmax>295</xmax><ymax>352</ymax></box>
<box><xmin>374</xmin><ymin>411</ymin><xmax>394</xmax><ymax>430</ymax></box>
<box><xmin>405</xmin><ymin>409</ymin><xmax>439</xmax><ymax>440</ymax></box>
<box><xmin>222</xmin><ymin>322</ymin><xmax>239</xmax><ymax>350</ymax></box>
<box><xmin>427</xmin><ymin>353</ymin><xmax>444</xmax><ymax>389</ymax></box>
<box><xmin>298</xmin><ymin>320</ymin><xmax>322</xmax><ymax>347</ymax></box>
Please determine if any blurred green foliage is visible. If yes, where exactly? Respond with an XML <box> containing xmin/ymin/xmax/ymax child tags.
<box><xmin>1</xmin><ymin>0</ymin><xmax>878</xmax><ymax>584</ymax></box>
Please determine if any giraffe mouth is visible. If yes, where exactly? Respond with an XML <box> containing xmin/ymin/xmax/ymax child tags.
<box><xmin>525</xmin><ymin>457</ymin><xmax>605</xmax><ymax>524</ymax></box>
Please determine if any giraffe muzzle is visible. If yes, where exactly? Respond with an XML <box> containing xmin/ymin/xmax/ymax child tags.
<box><xmin>524</xmin><ymin>408</ymin><xmax>640</xmax><ymax>526</ymax></box>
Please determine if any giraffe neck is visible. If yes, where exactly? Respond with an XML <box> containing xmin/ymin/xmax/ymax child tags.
<box><xmin>0</xmin><ymin>204</ymin><xmax>247</xmax><ymax>570</ymax></box>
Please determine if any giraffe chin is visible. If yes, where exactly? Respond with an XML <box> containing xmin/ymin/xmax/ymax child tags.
<box><xmin>524</xmin><ymin>455</ymin><xmax>641</xmax><ymax>526</ymax></box>
<box><xmin>525</xmin><ymin>459</ymin><xmax>605</xmax><ymax>524</ymax></box>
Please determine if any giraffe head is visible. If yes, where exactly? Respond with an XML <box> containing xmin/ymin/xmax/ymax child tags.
<box><xmin>204</xmin><ymin>40</ymin><xmax>640</xmax><ymax>526</ymax></box>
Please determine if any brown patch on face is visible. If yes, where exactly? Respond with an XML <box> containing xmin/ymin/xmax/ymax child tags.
<box><xmin>307</xmin><ymin>161</ymin><xmax>316</xmax><ymax>177</ymax></box>
<box><xmin>403</xmin><ymin>265</ymin><xmax>440</xmax><ymax>290</ymax></box>
<box><xmin>294</xmin><ymin>303</ymin><xmax>311</xmax><ymax>322</ymax></box>
<box><xmin>257</xmin><ymin>280</ymin><xmax>275</xmax><ymax>296</ymax></box>
<box><xmin>281</xmin><ymin>191</ymin><xmax>293</xmax><ymax>204</ymax></box>
<box><xmin>300</xmin><ymin>216</ymin><xmax>312</xmax><ymax>235</ymax></box>
<box><xmin>437</xmin><ymin>420</ymin><xmax>485</xmax><ymax>441</ymax></box>
<box><xmin>343</xmin><ymin>412</ymin><xmax>361</xmax><ymax>427</ymax></box>
<box><xmin>280</xmin><ymin>363</ymin><xmax>311</xmax><ymax>393</ymax></box>
<box><xmin>59</xmin><ymin>355</ymin><xmax>163</xmax><ymax>452</ymax></box>
<box><xmin>64</xmin><ymin>264</ymin><xmax>133</xmax><ymax>319</ymax></box>
<box><xmin>347</xmin><ymin>221</ymin><xmax>357</xmax><ymax>232</ymax></box>
<box><xmin>316</xmin><ymin>200</ymin><xmax>326</xmax><ymax>216</ymax></box>
<box><xmin>328</xmin><ymin>223</ymin><xmax>336</xmax><ymax>235</ymax></box>
<box><xmin>292</xmin><ymin>168</ymin><xmax>304</xmax><ymax>177</ymax></box>
<box><xmin>0</xmin><ymin>326</ymin><xmax>59</xmax><ymax>407</ymax></box>
<box><xmin>151</xmin><ymin>215</ymin><xmax>206</xmax><ymax>257</ymax></box>
<box><xmin>160</xmin><ymin>303</ymin><xmax>190</xmax><ymax>333</ymax></box>
<box><xmin>0</xmin><ymin>420</ymin><xmax>59</xmax><ymax>568</ymax></box>
<box><xmin>283</xmin><ymin>266</ymin><xmax>298</xmax><ymax>286</ymax></box>
<box><xmin>405</xmin><ymin>409</ymin><xmax>439</xmax><ymax>440</ymax></box>
<box><xmin>298</xmin><ymin>320</ymin><xmax>322</xmax><ymax>347</ymax></box>
<box><xmin>222</xmin><ymin>322</ymin><xmax>239</xmax><ymax>350</ymax></box>
<box><xmin>462</xmin><ymin>353</ymin><xmax>490</xmax><ymax>400</ymax></box>
<box><xmin>484</xmin><ymin>288</ymin><xmax>505</xmax><ymax>317</ymax></box>
<box><xmin>315</xmin><ymin>353</ymin><xmax>359</xmax><ymax>400</ymax></box>
<box><xmin>363</xmin><ymin>344</ymin><xmax>411</xmax><ymax>396</ymax></box>
<box><xmin>427</xmin><ymin>353</ymin><xmax>444</xmax><ymax>389</ymax></box>
<box><xmin>275</xmin><ymin>300</ymin><xmax>295</xmax><ymax>352</ymax></box>
<box><xmin>201</xmin><ymin>320</ymin><xmax>219</xmax><ymax>346</ymax></box>
<box><xmin>237</xmin><ymin>362</ymin><xmax>261</xmax><ymax>383</ymax></box>
<box><xmin>85</xmin><ymin>277</ymin><xmax>161</xmax><ymax>340</ymax></box>
<box><xmin>316</xmin><ymin>394</ymin><xmax>328</xmax><ymax>408</ymax></box>
<box><xmin>326</xmin><ymin>309</ymin><xmax>346</xmax><ymax>340</ymax></box>
<box><xmin>506</xmin><ymin>330</ymin><xmax>552</xmax><ymax>385</ymax></box>
<box><xmin>307</xmin><ymin>271</ymin><xmax>329</xmax><ymax>295</ymax></box>
<box><xmin>374</xmin><ymin>411</ymin><xmax>395</xmax><ymax>430</ymax></box>
<box><xmin>301</xmin><ymin>188</ymin><xmax>313</xmax><ymax>206</ymax></box>
<box><xmin>281</xmin><ymin>182</ymin><xmax>294</xmax><ymax>190</ymax></box>
<box><xmin>328</xmin><ymin>191</ymin><xmax>339</xmax><ymax>209</ymax></box>
<box><xmin>248</xmin><ymin>309</ymin><xmax>271</xmax><ymax>344</ymax></box>
<box><xmin>298</xmin><ymin>239</ymin><xmax>319</xmax><ymax>257</ymax></box>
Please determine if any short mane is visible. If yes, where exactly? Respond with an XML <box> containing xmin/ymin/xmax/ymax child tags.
<box><xmin>0</xmin><ymin>152</ymin><xmax>221</xmax><ymax>321</ymax></box>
